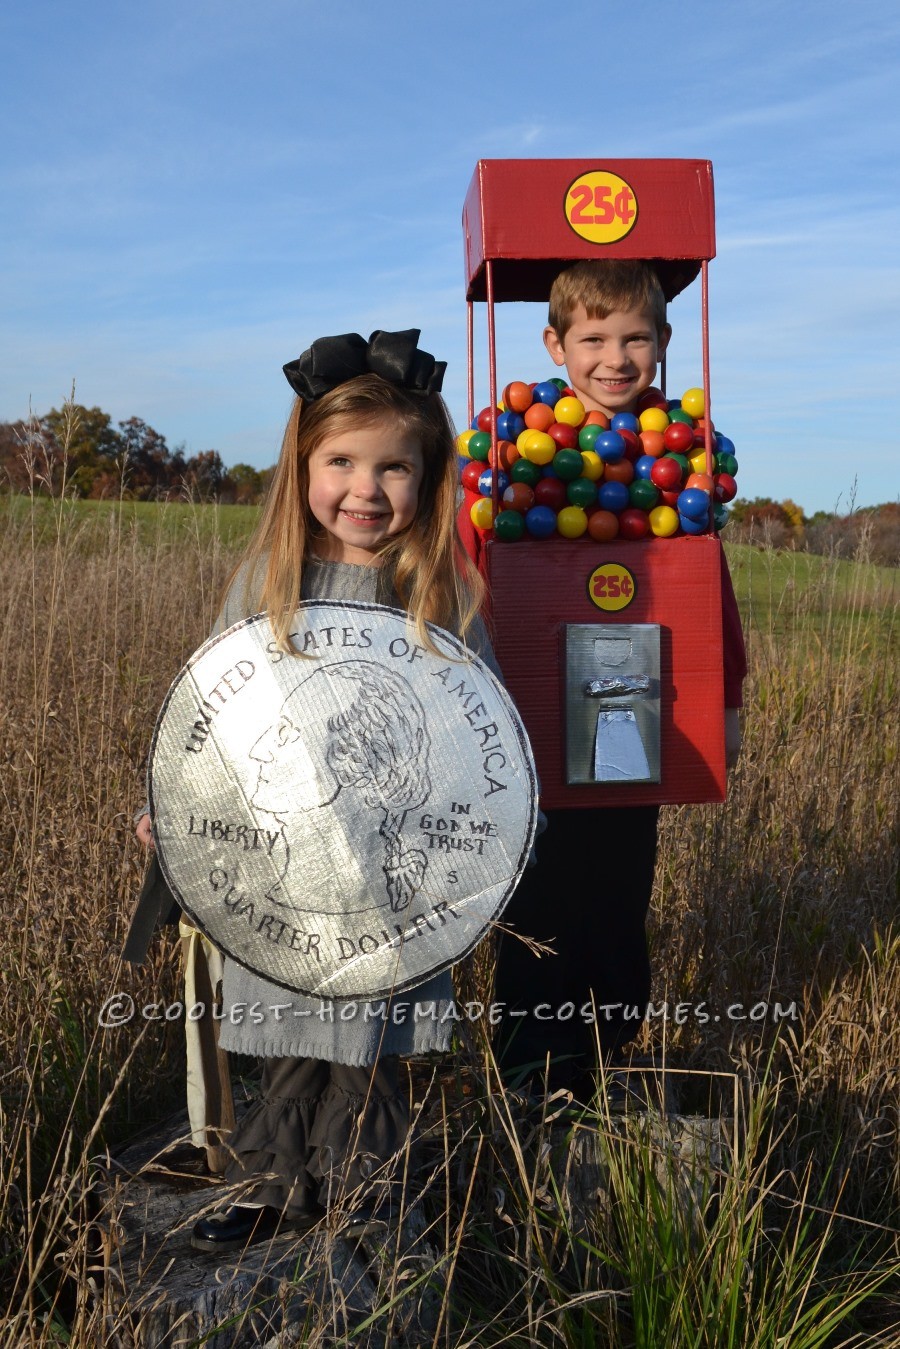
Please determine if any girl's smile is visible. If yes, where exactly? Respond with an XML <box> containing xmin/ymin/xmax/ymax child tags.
<box><xmin>306</xmin><ymin>421</ymin><xmax>424</xmax><ymax>564</ymax></box>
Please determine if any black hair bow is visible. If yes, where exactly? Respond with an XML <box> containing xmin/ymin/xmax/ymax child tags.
<box><xmin>283</xmin><ymin>329</ymin><xmax>446</xmax><ymax>402</ymax></box>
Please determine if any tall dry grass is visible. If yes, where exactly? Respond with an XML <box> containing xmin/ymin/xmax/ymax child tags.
<box><xmin>0</xmin><ymin>424</ymin><xmax>897</xmax><ymax>1344</ymax></box>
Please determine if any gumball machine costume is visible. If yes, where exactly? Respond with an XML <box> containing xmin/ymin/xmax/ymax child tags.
<box><xmin>457</xmin><ymin>160</ymin><xmax>747</xmax><ymax>1088</ymax></box>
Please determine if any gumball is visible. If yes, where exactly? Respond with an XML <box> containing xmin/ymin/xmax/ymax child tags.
<box><xmin>461</xmin><ymin>461</ymin><xmax>484</xmax><ymax>493</ymax></box>
<box><xmin>603</xmin><ymin>458</ymin><xmax>634</xmax><ymax>486</ymax></box>
<box><xmin>649</xmin><ymin>504</ymin><xmax>680</xmax><ymax>537</ymax></box>
<box><xmin>688</xmin><ymin>447</ymin><xmax>713</xmax><ymax>476</ymax></box>
<box><xmin>639</xmin><ymin>429</ymin><xmax>666</xmax><ymax>458</ymax></box>
<box><xmin>619</xmin><ymin>508</ymin><xmax>650</xmax><ymax>540</ymax></box>
<box><xmin>629</xmin><ymin>478</ymin><xmax>660</xmax><ymax>511</ymax></box>
<box><xmin>583</xmin><ymin>410</ymin><xmax>611</xmax><ymax>429</ymax></box>
<box><xmin>694</xmin><ymin>417</ymin><xmax>715</xmax><ymax>437</ymax></box>
<box><xmin>552</xmin><ymin>448</ymin><xmax>585</xmax><ymax>481</ymax></box>
<box><xmin>715</xmin><ymin>434</ymin><xmax>736</xmax><ymax>457</ymax></box>
<box><xmin>634</xmin><ymin>454</ymin><xmax>657</xmax><ymax>480</ymax></box>
<box><xmin>534</xmin><ymin>477</ymin><xmax>568</xmax><ymax>511</ymax></box>
<box><xmin>524</xmin><ymin>504</ymin><xmax>558</xmax><ymax>538</ymax></box>
<box><xmin>618</xmin><ymin>429</ymin><xmax>643</xmax><ymax>462</ymax></box>
<box><xmin>467</xmin><ymin>431</ymin><xmax>492</xmax><ymax>462</ymax></box>
<box><xmin>502</xmin><ymin>482</ymin><xmax>535</xmax><ymax>513</ymax></box>
<box><xmin>681</xmin><ymin>387</ymin><xmax>705</xmax><ymax>419</ymax></box>
<box><xmin>456</xmin><ymin>429</ymin><xmax>477</xmax><ymax>457</ymax></box>
<box><xmin>716</xmin><ymin>450</ymin><xmax>739</xmax><ymax>476</ymax></box>
<box><xmin>494</xmin><ymin>509</ymin><xmax>525</xmax><ymax>542</ymax></box>
<box><xmin>636</xmin><ymin>386</ymin><xmax>667</xmax><ymax>412</ymax></box>
<box><xmin>502</xmin><ymin>381</ymin><xmax>533</xmax><ymax>413</ymax></box>
<box><xmin>469</xmin><ymin>497</ymin><xmax>494</xmax><ymax>530</ymax></box>
<box><xmin>557</xmin><ymin>505</ymin><xmax>588</xmax><ymax>538</ymax></box>
<box><xmin>596</xmin><ymin>431</ymin><xmax>626</xmax><ymax>464</ymax></box>
<box><xmin>567</xmin><ymin>476</ymin><xmax>598</xmax><ymax>508</ymax></box>
<box><xmin>610</xmin><ymin>412</ymin><xmax>640</xmax><ymax>434</ymax></box>
<box><xmin>677</xmin><ymin>488</ymin><xmax>711</xmax><ymax>522</ymax></box>
<box><xmin>476</xmin><ymin>405</ymin><xmax>500</xmax><ymax>433</ymax></box>
<box><xmin>553</xmin><ymin>396</ymin><xmax>586</xmax><ymax>427</ymax></box>
<box><xmin>650</xmin><ymin>457</ymin><xmax>683</xmax><ymax>491</ymax></box>
<box><xmin>580</xmin><ymin>450</ymin><xmax>604</xmax><ymax>480</ymax></box>
<box><xmin>490</xmin><ymin>439</ymin><xmax>518</xmax><ymax>471</ymax></box>
<box><xmin>686</xmin><ymin>472</ymin><xmax>714</xmax><ymax>494</ymax></box>
<box><xmin>598</xmin><ymin>480</ymin><xmax>630</xmax><ymax>513</ymax></box>
<box><xmin>667</xmin><ymin>452</ymin><xmax>691</xmax><ymax>476</ymax></box>
<box><xmin>639</xmin><ymin>407</ymin><xmax>669</xmax><ymax>433</ymax></box>
<box><xmin>659</xmin><ymin>488</ymin><xmax>681</xmax><ymax>508</ymax></box>
<box><xmin>588</xmin><ymin>509</ymin><xmax>619</xmax><ymax>542</ymax></box>
<box><xmin>532</xmin><ymin>380</ymin><xmax>562</xmax><ymax>406</ymax></box>
<box><xmin>523</xmin><ymin>401</ymin><xmax>556</xmax><ymax>432</ymax></box>
<box><xmin>550</xmin><ymin>377</ymin><xmax>569</xmax><ymax>392</ymax></box>
<box><xmin>578</xmin><ymin>423</ymin><xmax>603</xmax><ymax>452</ymax></box>
<box><xmin>548</xmin><ymin>422</ymin><xmax>579</xmax><ymax>451</ymax></box>
<box><xmin>478</xmin><ymin>469</ymin><xmax>510</xmax><ymax>497</ymax></box>
<box><xmin>496</xmin><ymin>410</ymin><xmax>525</xmax><ymax>443</ymax></box>
<box><xmin>519</xmin><ymin>430</ymin><xmax>557</xmax><ymax>465</ymax></box>
<box><xmin>678</xmin><ymin>512</ymin><xmax>708</xmax><ymax>535</ymax></box>
<box><xmin>668</xmin><ymin>408</ymin><xmax>694</xmax><ymax>427</ymax></box>
<box><xmin>663</xmin><ymin>421</ymin><xmax>694</xmax><ymax>453</ymax></box>
<box><xmin>715</xmin><ymin>472</ymin><xmax>738</xmax><ymax>503</ymax></box>
<box><xmin>714</xmin><ymin>502</ymin><xmax>730</xmax><ymax>531</ymax></box>
<box><xmin>511</xmin><ymin>458</ymin><xmax>541</xmax><ymax>487</ymax></box>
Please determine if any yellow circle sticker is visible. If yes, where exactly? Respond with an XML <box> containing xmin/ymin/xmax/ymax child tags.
<box><xmin>564</xmin><ymin>170</ymin><xmax>638</xmax><ymax>245</ymax></box>
<box><xmin>587</xmin><ymin>563</ymin><xmax>637</xmax><ymax>612</ymax></box>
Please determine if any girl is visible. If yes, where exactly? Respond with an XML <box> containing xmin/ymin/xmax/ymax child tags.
<box><xmin>136</xmin><ymin>328</ymin><xmax>492</xmax><ymax>1253</ymax></box>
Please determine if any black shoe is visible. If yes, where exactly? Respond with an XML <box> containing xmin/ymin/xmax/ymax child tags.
<box><xmin>191</xmin><ymin>1203</ymin><xmax>319</xmax><ymax>1253</ymax></box>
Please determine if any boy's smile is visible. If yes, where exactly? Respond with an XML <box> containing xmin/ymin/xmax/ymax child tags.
<box><xmin>543</xmin><ymin>303</ymin><xmax>670</xmax><ymax>417</ymax></box>
<box><xmin>307</xmin><ymin>421</ymin><xmax>424</xmax><ymax>565</ymax></box>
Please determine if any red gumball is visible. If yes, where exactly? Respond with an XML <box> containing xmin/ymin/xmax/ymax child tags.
<box><xmin>663</xmin><ymin>421</ymin><xmax>694</xmax><ymax>453</ymax></box>
<box><xmin>650</xmin><ymin>457</ymin><xmax>683</xmax><ymax>490</ymax></box>
<box><xmin>603</xmin><ymin>459</ymin><xmax>635</xmax><ymax>486</ymax></box>
<box><xmin>461</xmin><ymin>461</ymin><xmax>483</xmax><ymax>493</ymax></box>
<box><xmin>548</xmin><ymin>421</ymin><xmax>579</xmax><ymax>450</ymax></box>
<box><xmin>476</xmin><ymin>405</ymin><xmax>498</xmax><ymax>433</ymax></box>
<box><xmin>715</xmin><ymin>472</ymin><xmax>738</xmax><ymax>503</ymax></box>
<box><xmin>619</xmin><ymin>508</ymin><xmax>650</xmax><ymax>540</ymax></box>
<box><xmin>660</xmin><ymin>488</ymin><xmax>681</xmax><ymax>508</ymax></box>
<box><xmin>534</xmin><ymin>477</ymin><xmax>568</xmax><ymax>511</ymax></box>
<box><xmin>636</xmin><ymin>387</ymin><xmax>668</xmax><ymax>412</ymax></box>
<box><xmin>502</xmin><ymin>482</ymin><xmax>535</xmax><ymax>513</ymax></box>
<box><xmin>618</xmin><ymin>428</ymin><xmax>643</xmax><ymax>462</ymax></box>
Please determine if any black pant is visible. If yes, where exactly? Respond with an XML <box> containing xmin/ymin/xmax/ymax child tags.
<box><xmin>494</xmin><ymin>805</ymin><xmax>658</xmax><ymax>1092</ymax></box>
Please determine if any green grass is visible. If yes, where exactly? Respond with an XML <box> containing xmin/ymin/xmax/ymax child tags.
<box><xmin>0</xmin><ymin>493</ymin><xmax>261</xmax><ymax>551</ymax></box>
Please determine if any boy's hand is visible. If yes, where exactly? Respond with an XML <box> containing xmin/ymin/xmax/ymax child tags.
<box><xmin>725</xmin><ymin>708</ymin><xmax>742</xmax><ymax>770</ymax></box>
<box><xmin>135</xmin><ymin>812</ymin><xmax>154</xmax><ymax>849</ymax></box>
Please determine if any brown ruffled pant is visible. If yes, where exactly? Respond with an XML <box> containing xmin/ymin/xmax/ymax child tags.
<box><xmin>223</xmin><ymin>1055</ymin><xmax>408</xmax><ymax>1220</ymax></box>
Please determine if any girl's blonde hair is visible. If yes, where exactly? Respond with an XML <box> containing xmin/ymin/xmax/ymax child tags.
<box><xmin>230</xmin><ymin>373</ymin><xmax>484</xmax><ymax>654</ymax></box>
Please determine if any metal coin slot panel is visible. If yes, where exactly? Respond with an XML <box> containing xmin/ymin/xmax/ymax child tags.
<box><xmin>565</xmin><ymin>624</ymin><xmax>661</xmax><ymax>784</ymax></box>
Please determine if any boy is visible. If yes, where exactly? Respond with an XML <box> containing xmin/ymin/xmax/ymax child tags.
<box><xmin>459</xmin><ymin>259</ymin><xmax>746</xmax><ymax>1098</ymax></box>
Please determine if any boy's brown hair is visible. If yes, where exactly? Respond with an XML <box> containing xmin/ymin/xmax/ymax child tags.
<box><xmin>548</xmin><ymin>260</ymin><xmax>668</xmax><ymax>341</ymax></box>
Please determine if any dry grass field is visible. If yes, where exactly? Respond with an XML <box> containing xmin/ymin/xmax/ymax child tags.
<box><xmin>0</xmin><ymin>479</ymin><xmax>897</xmax><ymax>1346</ymax></box>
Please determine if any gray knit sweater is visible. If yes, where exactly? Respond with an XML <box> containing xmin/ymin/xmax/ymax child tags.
<box><xmin>214</xmin><ymin>556</ymin><xmax>500</xmax><ymax>1066</ymax></box>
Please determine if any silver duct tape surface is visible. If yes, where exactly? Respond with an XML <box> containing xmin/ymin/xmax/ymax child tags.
<box><xmin>149</xmin><ymin>601</ymin><xmax>538</xmax><ymax>999</ymax></box>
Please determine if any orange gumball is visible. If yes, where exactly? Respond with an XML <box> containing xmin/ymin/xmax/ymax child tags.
<box><xmin>639</xmin><ymin>429</ymin><xmax>666</xmax><ymax>458</ymax></box>
<box><xmin>603</xmin><ymin>459</ymin><xmax>635</xmax><ymax>486</ymax></box>
<box><xmin>587</xmin><ymin>509</ymin><xmax>619</xmax><ymax>542</ymax></box>
<box><xmin>490</xmin><ymin>439</ymin><xmax>518</xmax><ymax>470</ymax></box>
<box><xmin>523</xmin><ymin>402</ymin><xmax>556</xmax><ymax>431</ymax></box>
<box><xmin>686</xmin><ymin>472</ymin><xmax>715</xmax><ymax>493</ymax></box>
<box><xmin>583</xmin><ymin>410</ymin><xmax>610</xmax><ymax>429</ymax></box>
<box><xmin>503</xmin><ymin>381</ymin><xmax>533</xmax><ymax>413</ymax></box>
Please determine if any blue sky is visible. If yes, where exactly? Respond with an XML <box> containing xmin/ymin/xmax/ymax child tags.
<box><xmin>2</xmin><ymin>0</ymin><xmax>898</xmax><ymax>515</ymax></box>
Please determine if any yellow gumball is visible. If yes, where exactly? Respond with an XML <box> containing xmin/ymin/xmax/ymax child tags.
<box><xmin>457</xmin><ymin>429</ymin><xmax>477</xmax><ymax>458</ymax></box>
<box><xmin>580</xmin><ymin>450</ymin><xmax>604</xmax><ymax>481</ymax></box>
<box><xmin>649</xmin><ymin>505</ymin><xmax>680</xmax><ymax>537</ymax></box>
<box><xmin>520</xmin><ymin>430</ymin><xmax>557</xmax><ymax>466</ymax></box>
<box><xmin>469</xmin><ymin>497</ymin><xmax>494</xmax><ymax>530</ymax></box>
<box><xmin>681</xmin><ymin>387</ymin><xmax>705</xmax><ymax>419</ymax></box>
<box><xmin>688</xmin><ymin>447</ymin><xmax>711</xmax><ymax>475</ymax></box>
<box><xmin>553</xmin><ymin>396</ymin><xmax>586</xmax><ymax>428</ymax></box>
<box><xmin>516</xmin><ymin>428</ymin><xmax>533</xmax><ymax>453</ymax></box>
<box><xmin>557</xmin><ymin>506</ymin><xmax>588</xmax><ymax>539</ymax></box>
<box><xmin>639</xmin><ymin>407</ymin><xmax>670</xmax><ymax>433</ymax></box>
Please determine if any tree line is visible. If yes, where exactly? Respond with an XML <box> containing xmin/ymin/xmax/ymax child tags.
<box><xmin>728</xmin><ymin>497</ymin><xmax>899</xmax><ymax>567</ymax></box>
<box><xmin>0</xmin><ymin>404</ymin><xmax>273</xmax><ymax>504</ymax></box>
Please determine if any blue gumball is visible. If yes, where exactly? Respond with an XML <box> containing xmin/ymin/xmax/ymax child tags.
<box><xmin>596</xmin><ymin>431</ymin><xmax>626</xmax><ymax>464</ymax></box>
<box><xmin>496</xmin><ymin>410</ymin><xmax>525</xmax><ymax>442</ymax></box>
<box><xmin>678</xmin><ymin>512</ymin><xmax>708</xmax><ymax>535</ymax></box>
<box><xmin>715</xmin><ymin>433</ymin><xmax>736</xmax><ymax>457</ymax></box>
<box><xmin>524</xmin><ymin>504</ymin><xmax>558</xmax><ymax>538</ymax></box>
<box><xmin>598</xmin><ymin>480</ymin><xmax>630</xmax><ymax>513</ymax></box>
<box><xmin>610</xmin><ymin>412</ymin><xmax>639</xmax><ymax>434</ymax></box>
<box><xmin>532</xmin><ymin>380</ymin><xmax>562</xmax><ymax>406</ymax></box>
<box><xmin>478</xmin><ymin>469</ymin><xmax>510</xmax><ymax>497</ymax></box>
<box><xmin>677</xmin><ymin>488</ymin><xmax>710</xmax><ymax>521</ymax></box>
<box><xmin>634</xmin><ymin>454</ymin><xmax>657</xmax><ymax>480</ymax></box>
